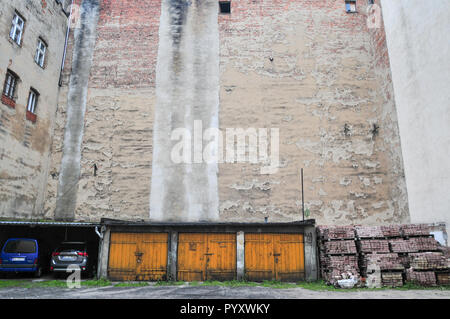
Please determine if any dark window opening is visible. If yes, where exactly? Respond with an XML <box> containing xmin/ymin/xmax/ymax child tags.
<box><xmin>2</xmin><ymin>70</ymin><xmax>19</xmax><ymax>100</ymax></box>
<box><xmin>219</xmin><ymin>1</ymin><xmax>231</xmax><ymax>14</ymax></box>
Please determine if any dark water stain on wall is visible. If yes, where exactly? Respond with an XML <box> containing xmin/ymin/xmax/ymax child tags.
<box><xmin>55</xmin><ymin>0</ymin><xmax>100</xmax><ymax>221</ymax></box>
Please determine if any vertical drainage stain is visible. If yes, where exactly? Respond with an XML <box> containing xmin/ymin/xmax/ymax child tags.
<box><xmin>54</xmin><ymin>0</ymin><xmax>100</xmax><ymax>221</ymax></box>
<box><xmin>150</xmin><ymin>0</ymin><xmax>220</xmax><ymax>222</ymax></box>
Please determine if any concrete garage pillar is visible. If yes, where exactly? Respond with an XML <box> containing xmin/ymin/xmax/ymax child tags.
<box><xmin>304</xmin><ymin>226</ymin><xmax>318</xmax><ymax>281</ymax></box>
<box><xmin>168</xmin><ymin>231</ymin><xmax>178</xmax><ymax>281</ymax></box>
<box><xmin>236</xmin><ymin>231</ymin><xmax>245</xmax><ymax>280</ymax></box>
<box><xmin>97</xmin><ymin>227</ymin><xmax>111</xmax><ymax>279</ymax></box>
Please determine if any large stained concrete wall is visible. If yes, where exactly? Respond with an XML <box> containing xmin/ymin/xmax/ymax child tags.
<box><xmin>380</xmin><ymin>0</ymin><xmax>450</xmax><ymax>237</ymax></box>
<box><xmin>46</xmin><ymin>0</ymin><xmax>409</xmax><ymax>225</ymax></box>
<box><xmin>0</xmin><ymin>0</ymin><xmax>68</xmax><ymax>219</ymax></box>
<box><xmin>218</xmin><ymin>0</ymin><xmax>408</xmax><ymax>225</ymax></box>
<box><xmin>150</xmin><ymin>0</ymin><xmax>220</xmax><ymax>222</ymax></box>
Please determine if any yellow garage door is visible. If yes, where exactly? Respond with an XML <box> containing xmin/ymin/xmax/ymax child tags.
<box><xmin>108</xmin><ymin>233</ymin><xmax>168</xmax><ymax>281</ymax></box>
<box><xmin>245</xmin><ymin>233</ymin><xmax>305</xmax><ymax>282</ymax></box>
<box><xmin>177</xmin><ymin>233</ymin><xmax>236</xmax><ymax>281</ymax></box>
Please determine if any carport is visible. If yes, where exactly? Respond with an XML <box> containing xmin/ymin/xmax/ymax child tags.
<box><xmin>0</xmin><ymin>221</ymin><xmax>101</xmax><ymax>277</ymax></box>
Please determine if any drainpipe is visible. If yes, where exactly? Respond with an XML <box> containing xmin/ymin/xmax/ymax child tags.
<box><xmin>59</xmin><ymin>0</ymin><xmax>75</xmax><ymax>87</ymax></box>
<box><xmin>95</xmin><ymin>226</ymin><xmax>104</xmax><ymax>239</ymax></box>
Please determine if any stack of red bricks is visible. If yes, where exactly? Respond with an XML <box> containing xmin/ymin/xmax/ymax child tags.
<box><xmin>317</xmin><ymin>226</ymin><xmax>359</xmax><ymax>285</ymax></box>
<box><xmin>356</xmin><ymin>225</ymin><xmax>406</xmax><ymax>287</ymax></box>
<box><xmin>406</xmin><ymin>252</ymin><xmax>450</xmax><ymax>286</ymax></box>
<box><xmin>318</xmin><ymin>223</ymin><xmax>449</xmax><ymax>287</ymax></box>
<box><xmin>390</xmin><ymin>237</ymin><xmax>439</xmax><ymax>253</ymax></box>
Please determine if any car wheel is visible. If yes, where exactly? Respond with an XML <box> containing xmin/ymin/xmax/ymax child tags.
<box><xmin>34</xmin><ymin>267</ymin><xmax>42</xmax><ymax>278</ymax></box>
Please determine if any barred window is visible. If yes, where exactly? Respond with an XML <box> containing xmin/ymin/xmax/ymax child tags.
<box><xmin>3</xmin><ymin>71</ymin><xmax>19</xmax><ymax>100</ymax></box>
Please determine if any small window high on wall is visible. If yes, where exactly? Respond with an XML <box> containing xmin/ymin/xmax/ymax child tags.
<box><xmin>219</xmin><ymin>1</ymin><xmax>231</xmax><ymax>14</ymax></box>
<box><xmin>345</xmin><ymin>0</ymin><xmax>357</xmax><ymax>13</ymax></box>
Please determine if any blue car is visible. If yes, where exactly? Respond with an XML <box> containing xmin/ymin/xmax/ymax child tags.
<box><xmin>0</xmin><ymin>238</ymin><xmax>42</xmax><ymax>277</ymax></box>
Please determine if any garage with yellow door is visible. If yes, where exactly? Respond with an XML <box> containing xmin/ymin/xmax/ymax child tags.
<box><xmin>108</xmin><ymin>232</ymin><xmax>168</xmax><ymax>281</ymax></box>
<box><xmin>177</xmin><ymin>233</ymin><xmax>236</xmax><ymax>281</ymax></box>
<box><xmin>245</xmin><ymin>233</ymin><xmax>305</xmax><ymax>282</ymax></box>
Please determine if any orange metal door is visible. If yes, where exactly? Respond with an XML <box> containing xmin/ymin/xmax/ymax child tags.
<box><xmin>108</xmin><ymin>233</ymin><xmax>168</xmax><ymax>281</ymax></box>
<box><xmin>274</xmin><ymin>234</ymin><xmax>305</xmax><ymax>281</ymax></box>
<box><xmin>108</xmin><ymin>233</ymin><xmax>139</xmax><ymax>281</ymax></box>
<box><xmin>177</xmin><ymin>233</ymin><xmax>236</xmax><ymax>281</ymax></box>
<box><xmin>136</xmin><ymin>233</ymin><xmax>168</xmax><ymax>281</ymax></box>
<box><xmin>245</xmin><ymin>233</ymin><xmax>305</xmax><ymax>282</ymax></box>
<box><xmin>177</xmin><ymin>233</ymin><xmax>206</xmax><ymax>281</ymax></box>
<box><xmin>244</xmin><ymin>233</ymin><xmax>275</xmax><ymax>281</ymax></box>
<box><xmin>206</xmin><ymin>233</ymin><xmax>237</xmax><ymax>281</ymax></box>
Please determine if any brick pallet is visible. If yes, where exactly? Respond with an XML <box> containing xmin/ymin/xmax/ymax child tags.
<box><xmin>317</xmin><ymin>227</ymin><xmax>359</xmax><ymax>285</ymax></box>
<box><xmin>359</xmin><ymin>240</ymin><xmax>390</xmax><ymax>254</ymax></box>
<box><xmin>436</xmin><ymin>273</ymin><xmax>450</xmax><ymax>286</ymax></box>
<box><xmin>406</xmin><ymin>269</ymin><xmax>437</xmax><ymax>286</ymax></box>
<box><xmin>317</xmin><ymin>223</ymin><xmax>448</xmax><ymax>287</ymax></box>
<box><xmin>409</xmin><ymin>252</ymin><xmax>449</xmax><ymax>270</ymax></box>
<box><xmin>381</xmin><ymin>272</ymin><xmax>404</xmax><ymax>287</ymax></box>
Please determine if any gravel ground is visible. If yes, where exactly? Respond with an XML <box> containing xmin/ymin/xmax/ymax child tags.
<box><xmin>0</xmin><ymin>283</ymin><xmax>449</xmax><ymax>299</ymax></box>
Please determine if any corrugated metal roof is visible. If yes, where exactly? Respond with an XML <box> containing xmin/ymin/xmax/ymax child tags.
<box><xmin>0</xmin><ymin>220</ymin><xmax>100</xmax><ymax>227</ymax></box>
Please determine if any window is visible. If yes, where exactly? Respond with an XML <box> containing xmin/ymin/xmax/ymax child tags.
<box><xmin>35</xmin><ymin>38</ymin><xmax>47</xmax><ymax>68</ymax></box>
<box><xmin>9</xmin><ymin>12</ymin><xmax>25</xmax><ymax>45</ymax></box>
<box><xmin>2</xmin><ymin>71</ymin><xmax>18</xmax><ymax>100</ymax></box>
<box><xmin>4</xmin><ymin>240</ymin><xmax>36</xmax><ymax>254</ymax></box>
<box><xmin>219</xmin><ymin>1</ymin><xmax>231</xmax><ymax>14</ymax></box>
<box><xmin>27</xmin><ymin>89</ymin><xmax>39</xmax><ymax>114</ymax></box>
<box><xmin>345</xmin><ymin>1</ymin><xmax>357</xmax><ymax>13</ymax></box>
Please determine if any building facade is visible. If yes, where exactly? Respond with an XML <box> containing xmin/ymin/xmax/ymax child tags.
<box><xmin>1</xmin><ymin>0</ymin><xmax>446</xmax><ymax>234</ymax></box>
<box><xmin>41</xmin><ymin>0</ymin><xmax>409</xmax><ymax>226</ymax></box>
<box><xmin>0</xmin><ymin>0</ymin><xmax>69</xmax><ymax>220</ymax></box>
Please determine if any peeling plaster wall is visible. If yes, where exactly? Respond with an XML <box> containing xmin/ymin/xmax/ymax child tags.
<box><xmin>218</xmin><ymin>0</ymin><xmax>409</xmax><ymax>225</ymax></box>
<box><xmin>380</xmin><ymin>0</ymin><xmax>450</xmax><ymax>238</ymax></box>
<box><xmin>45</xmin><ymin>0</ymin><xmax>162</xmax><ymax>221</ymax></box>
<box><xmin>54</xmin><ymin>0</ymin><xmax>100</xmax><ymax>220</ymax></box>
<box><xmin>0</xmin><ymin>0</ymin><xmax>67</xmax><ymax>219</ymax></box>
<box><xmin>150</xmin><ymin>0</ymin><xmax>220</xmax><ymax>222</ymax></box>
<box><xmin>45</xmin><ymin>0</ymin><xmax>409</xmax><ymax>225</ymax></box>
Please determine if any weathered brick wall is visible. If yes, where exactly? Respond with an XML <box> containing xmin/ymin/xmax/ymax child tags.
<box><xmin>45</xmin><ymin>0</ymin><xmax>161</xmax><ymax>221</ymax></box>
<box><xmin>218</xmin><ymin>0</ymin><xmax>409</xmax><ymax>224</ymax></box>
<box><xmin>0</xmin><ymin>0</ymin><xmax>68</xmax><ymax>219</ymax></box>
<box><xmin>45</xmin><ymin>0</ymin><xmax>408</xmax><ymax>224</ymax></box>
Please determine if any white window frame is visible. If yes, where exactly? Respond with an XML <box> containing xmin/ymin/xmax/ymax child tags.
<box><xmin>345</xmin><ymin>0</ymin><xmax>357</xmax><ymax>13</ymax></box>
<box><xmin>9</xmin><ymin>13</ymin><xmax>25</xmax><ymax>45</ymax></box>
<box><xmin>27</xmin><ymin>89</ymin><xmax>38</xmax><ymax>114</ymax></box>
<box><xmin>35</xmin><ymin>38</ymin><xmax>47</xmax><ymax>68</ymax></box>
<box><xmin>3</xmin><ymin>72</ymin><xmax>18</xmax><ymax>99</ymax></box>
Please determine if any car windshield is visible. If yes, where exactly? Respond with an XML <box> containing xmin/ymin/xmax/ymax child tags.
<box><xmin>56</xmin><ymin>243</ymin><xmax>86</xmax><ymax>252</ymax></box>
<box><xmin>4</xmin><ymin>240</ymin><xmax>36</xmax><ymax>254</ymax></box>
